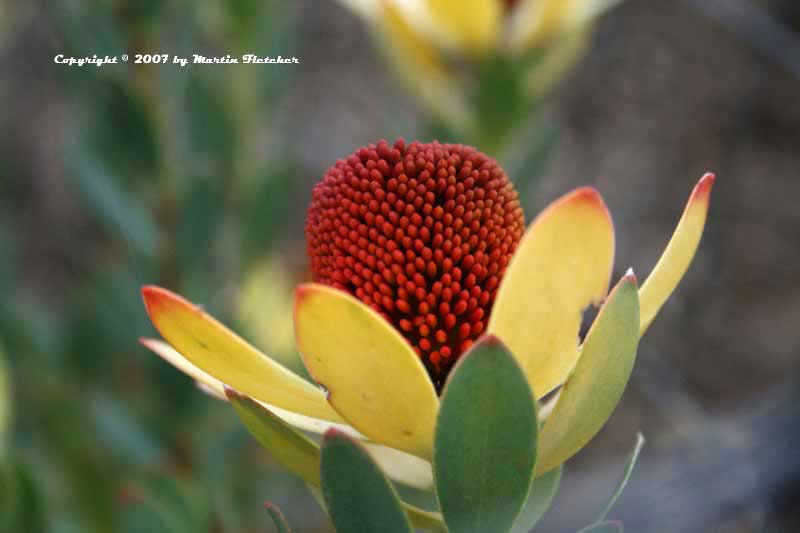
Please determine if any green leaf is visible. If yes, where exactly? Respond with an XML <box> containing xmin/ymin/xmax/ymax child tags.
<box><xmin>242</xmin><ymin>166</ymin><xmax>296</xmax><ymax>261</ymax></box>
<box><xmin>0</xmin><ymin>346</ymin><xmax>9</xmax><ymax>458</ymax></box>
<box><xmin>119</xmin><ymin>474</ymin><xmax>210</xmax><ymax>533</ymax></box>
<box><xmin>536</xmin><ymin>273</ymin><xmax>640</xmax><ymax>475</ymax></box>
<box><xmin>596</xmin><ymin>433</ymin><xmax>645</xmax><ymax>523</ymax></box>
<box><xmin>184</xmin><ymin>73</ymin><xmax>236</xmax><ymax>171</ymax></box>
<box><xmin>90</xmin><ymin>393</ymin><xmax>164</xmax><ymax>466</ymax></box>
<box><xmin>264</xmin><ymin>501</ymin><xmax>292</xmax><ymax>533</ymax></box>
<box><xmin>69</xmin><ymin>147</ymin><xmax>158</xmax><ymax>258</ymax></box>
<box><xmin>229</xmin><ymin>391</ymin><xmax>445</xmax><ymax>532</ymax></box>
<box><xmin>510</xmin><ymin>466</ymin><xmax>562</xmax><ymax>533</ymax></box>
<box><xmin>578</xmin><ymin>520</ymin><xmax>624</xmax><ymax>533</ymax></box>
<box><xmin>321</xmin><ymin>430</ymin><xmax>413</xmax><ymax>533</ymax></box>
<box><xmin>177</xmin><ymin>177</ymin><xmax>224</xmax><ymax>271</ymax></box>
<box><xmin>0</xmin><ymin>460</ymin><xmax>46</xmax><ymax>533</ymax></box>
<box><xmin>473</xmin><ymin>55</ymin><xmax>529</xmax><ymax>154</ymax></box>
<box><xmin>228</xmin><ymin>390</ymin><xmax>321</xmax><ymax>487</ymax></box>
<box><xmin>83</xmin><ymin>80</ymin><xmax>160</xmax><ymax>181</ymax></box>
<box><xmin>434</xmin><ymin>336</ymin><xmax>538</xmax><ymax>533</ymax></box>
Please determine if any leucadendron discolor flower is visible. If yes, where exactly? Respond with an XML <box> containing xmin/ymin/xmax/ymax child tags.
<box><xmin>335</xmin><ymin>0</ymin><xmax>625</xmax><ymax>133</ymax></box>
<box><xmin>140</xmin><ymin>139</ymin><xmax>714</xmax><ymax>494</ymax></box>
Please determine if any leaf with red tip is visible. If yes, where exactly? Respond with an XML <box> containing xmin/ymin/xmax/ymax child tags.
<box><xmin>639</xmin><ymin>174</ymin><xmax>715</xmax><ymax>335</ymax></box>
<box><xmin>536</xmin><ymin>273</ymin><xmax>640</xmax><ymax>475</ymax></box>
<box><xmin>489</xmin><ymin>187</ymin><xmax>615</xmax><ymax>399</ymax></box>
<box><xmin>294</xmin><ymin>283</ymin><xmax>439</xmax><ymax>459</ymax></box>
<box><xmin>264</xmin><ymin>502</ymin><xmax>292</xmax><ymax>533</ymax></box>
<box><xmin>140</xmin><ymin>286</ymin><xmax>341</xmax><ymax>422</ymax></box>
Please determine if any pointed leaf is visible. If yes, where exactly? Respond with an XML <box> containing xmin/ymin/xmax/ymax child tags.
<box><xmin>488</xmin><ymin>187</ymin><xmax>614</xmax><ymax>399</ymax></box>
<box><xmin>264</xmin><ymin>502</ymin><xmax>292</xmax><ymax>533</ymax></box>
<box><xmin>536</xmin><ymin>273</ymin><xmax>640</xmax><ymax>475</ymax></box>
<box><xmin>639</xmin><ymin>174</ymin><xmax>715</xmax><ymax>335</ymax></box>
<box><xmin>510</xmin><ymin>466</ymin><xmax>562</xmax><ymax>533</ymax></box>
<box><xmin>295</xmin><ymin>283</ymin><xmax>439</xmax><ymax>459</ymax></box>
<box><xmin>321</xmin><ymin>430</ymin><xmax>413</xmax><ymax>533</ymax></box>
<box><xmin>596</xmin><ymin>433</ymin><xmax>644</xmax><ymax>522</ymax></box>
<box><xmin>434</xmin><ymin>336</ymin><xmax>538</xmax><ymax>533</ymax></box>
<box><xmin>141</xmin><ymin>286</ymin><xmax>341</xmax><ymax>422</ymax></box>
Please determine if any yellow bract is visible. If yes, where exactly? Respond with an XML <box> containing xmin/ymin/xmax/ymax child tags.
<box><xmin>509</xmin><ymin>0</ymin><xmax>623</xmax><ymax>53</ymax></box>
<box><xmin>141</xmin><ymin>286</ymin><xmax>342</xmax><ymax>422</ymax></box>
<box><xmin>536</xmin><ymin>273</ymin><xmax>640</xmax><ymax>475</ymax></box>
<box><xmin>376</xmin><ymin>2</ymin><xmax>471</xmax><ymax>133</ymax></box>
<box><xmin>294</xmin><ymin>283</ymin><xmax>439</xmax><ymax>460</ymax></box>
<box><xmin>639</xmin><ymin>173</ymin><xmax>715</xmax><ymax>335</ymax></box>
<box><xmin>488</xmin><ymin>187</ymin><xmax>614</xmax><ymax>399</ymax></box>
<box><xmin>425</xmin><ymin>0</ymin><xmax>501</xmax><ymax>55</ymax></box>
<box><xmin>138</xmin><ymin>338</ymin><xmax>364</xmax><ymax>437</ymax></box>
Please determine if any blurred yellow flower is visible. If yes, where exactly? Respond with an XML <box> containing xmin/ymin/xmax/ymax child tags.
<box><xmin>237</xmin><ymin>258</ymin><xmax>302</xmax><ymax>369</ymax></box>
<box><xmin>337</xmin><ymin>0</ymin><xmax>625</xmax><ymax>132</ymax></box>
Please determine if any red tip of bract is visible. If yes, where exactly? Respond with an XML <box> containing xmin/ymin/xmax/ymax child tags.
<box><xmin>692</xmin><ymin>172</ymin><xmax>716</xmax><ymax>204</ymax></box>
<box><xmin>141</xmin><ymin>285</ymin><xmax>181</xmax><ymax>316</ymax></box>
<box><xmin>304</xmin><ymin>139</ymin><xmax>526</xmax><ymax>382</ymax></box>
<box><xmin>623</xmin><ymin>267</ymin><xmax>638</xmax><ymax>285</ymax></box>
<box><xmin>223</xmin><ymin>386</ymin><xmax>240</xmax><ymax>401</ymax></box>
<box><xmin>565</xmin><ymin>186</ymin><xmax>611</xmax><ymax>218</ymax></box>
<box><xmin>323</xmin><ymin>427</ymin><xmax>350</xmax><ymax>441</ymax></box>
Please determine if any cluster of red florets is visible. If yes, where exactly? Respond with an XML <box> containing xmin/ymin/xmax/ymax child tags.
<box><xmin>305</xmin><ymin>139</ymin><xmax>525</xmax><ymax>386</ymax></box>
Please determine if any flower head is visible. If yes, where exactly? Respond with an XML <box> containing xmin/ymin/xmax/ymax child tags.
<box><xmin>138</xmin><ymin>138</ymin><xmax>714</xmax><ymax>497</ymax></box>
<box><xmin>306</xmin><ymin>140</ymin><xmax>524</xmax><ymax>383</ymax></box>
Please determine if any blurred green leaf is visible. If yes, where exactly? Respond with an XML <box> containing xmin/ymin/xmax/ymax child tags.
<box><xmin>510</xmin><ymin>466</ymin><xmax>562</xmax><ymax>533</ymax></box>
<box><xmin>67</xmin><ymin>266</ymin><xmax>153</xmax><ymax>379</ymax></box>
<box><xmin>0</xmin><ymin>346</ymin><xmax>9</xmax><ymax>458</ymax></box>
<box><xmin>242</xmin><ymin>166</ymin><xmax>296</xmax><ymax>261</ymax></box>
<box><xmin>434</xmin><ymin>336</ymin><xmax>538</xmax><ymax>533</ymax></box>
<box><xmin>321</xmin><ymin>430</ymin><xmax>413</xmax><ymax>533</ymax></box>
<box><xmin>185</xmin><ymin>73</ymin><xmax>236</xmax><ymax>172</ymax></box>
<box><xmin>84</xmin><ymin>79</ymin><xmax>161</xmax><ymax>181</ymax></box>
<box><xmin>473</xmin><ymin>55</ymin><xmax>529</xmax><ymax>154</ymax></box>
<box><xmin>120</xmin><ymin>474</ymin><xmax>210</xmax><ymax>533</ymax></box>
<box><xmin>55</xmin><ymin>2</ymin><xmax>126</xmax><ymax>59</ymax></box>
<box><xmin>596</xmin><ymin>433</ymin><xmax>645</xmax><ymax>523</ymax></box>
<box><xmin>69</xmin><ymin>148</ymin><xmax>158</xmax><ymax>259</ymax></box>
<box><xmin>0</xmin><ymin>460</ymin><xmax>46</xmax><ymax>533</ymax></box>
<box><xmin>90</xmin><ymin>394</ymin><xmax>164</xmax><ymax>466</ymax></box>
<box><xmin>265</xmin><ymin>501</ymin><xmax>292</xmax><ymax>533</ymax></box>
<box><xmin>509</xmin><ymin>124</ymin><xmax>559</xmax><ymax>213</ymax></box>
<box><xmin>177</xmin><ymin>177</ymin><xmax>224</xmax><ymax>272</ymax></box>
<box><xmin>578</xmin><ymin>520</ymin><xmax>624</xmax><ymax>533</ymax></box>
